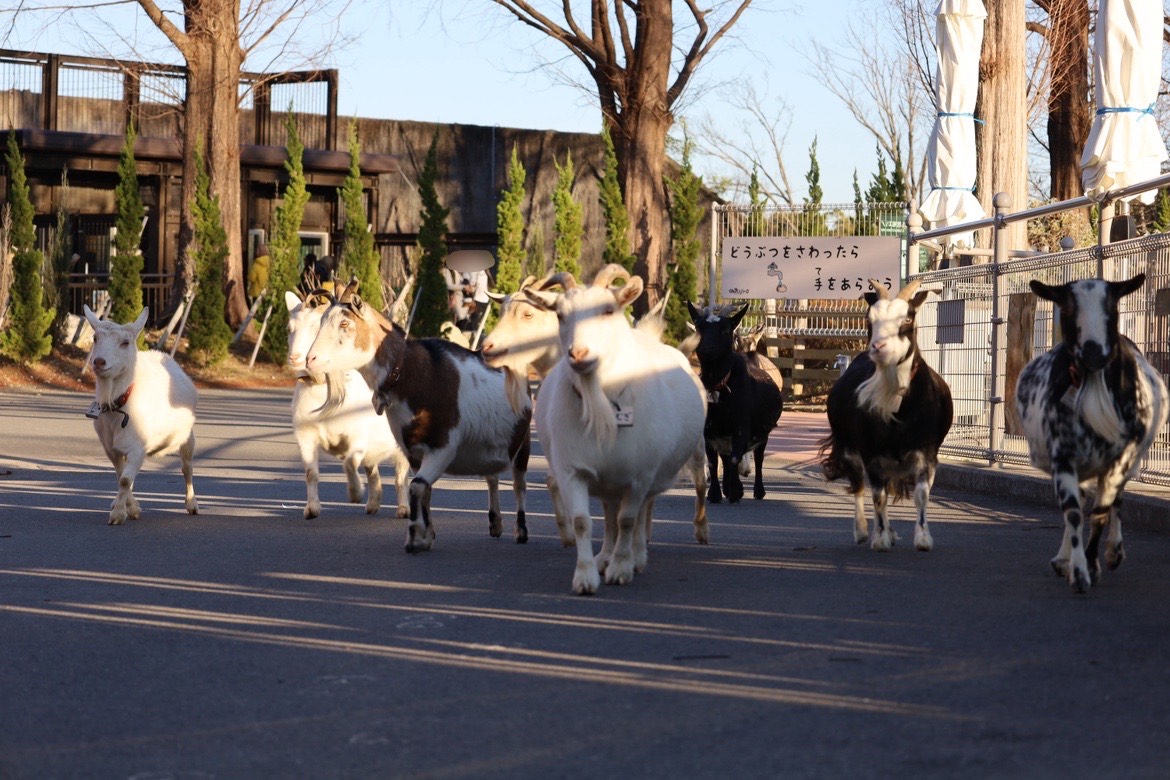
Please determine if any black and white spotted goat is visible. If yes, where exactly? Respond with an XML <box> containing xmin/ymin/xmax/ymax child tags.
<box><xmin>1015</xmin><ymin>275</ymin><xmax>1168</xmax><ymax>593</ymax></box>
<box><xmin>819</xmin><ymin>279</ymin><xmax>953</xmax><ymax>551</ymax></box>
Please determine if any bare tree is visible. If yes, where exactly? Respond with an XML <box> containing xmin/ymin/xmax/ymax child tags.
<box><xmin>1030</xmin><ymin>0</ymin><xmax>1092</xmax><ymax>203</ymax></box>
<box><xmin>805</xmin><ymin>20</ymin><xmax>931</xmax><ymax>204</ymax></box>
<box><xmin>486</xmin><ymin>0</ymin><xmax>754</xmax><ymax>310</ymax></box>
<box><xmin>690</xmin><ymin>80</ymin><xmax>797</xmax><ymax>206</ymax></box>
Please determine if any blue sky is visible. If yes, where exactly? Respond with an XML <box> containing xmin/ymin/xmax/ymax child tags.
<box><xmin>5</xmin><ymin>0</ymin><xmax>882</xmax><ymax>203</ymax></box>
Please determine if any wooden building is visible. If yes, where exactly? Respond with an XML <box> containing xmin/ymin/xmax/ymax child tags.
<box><xmin>1</xmin><ymin>49</ymin><xmax>713</xmax><ymax>320</ymax></box>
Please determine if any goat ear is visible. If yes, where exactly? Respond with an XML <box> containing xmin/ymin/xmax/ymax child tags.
<box><xmin>909</xmin><ymin>290</ymin><xmax>931</xmax><ymax>310</ymax></box>
<box><xmin>284</xmin><ymin>290</ymin><xmax>302</xmax><ymax>313</ymax></box>
<box><xmin>132</xmin><ymin>308</ymin><xmax>149</xmax><ymax>334</ymax></box>
<box><xmin>863</xmin><ymin>291</ymin><xmax>880</xmax><ymax>307</ymax></box>
<box><xmin>1029</xmin><ymin>279</ymin><xmax>1064</xmax><ymax>304</ymax></box>
<box><xmin>729</xmin><ymin>302</ymin><xmax>750</xmax><ymax>327</ymax></box>
<box><xmin>486</xmin><ymin>291</ymin><xmax>506</xmax><ymax>303</ymax></box>
<box><xmin>686</xmin><ymin>300</ymin><xmax>703</xmax><ymax>323</ymax></box>
<box><xmin>1111</xmin><ymin>274</ymin><xmax>1146</xmax><ymax>300</ymax></box>
<box><xmin>83</xmin><ymin>304</ymin><xmax>100</xmax><ymax>328</ymax></box>
<box><xmin>615</xmin><ymin>276</ymin><xmax>644</xmax><ymax>308</ymax></box>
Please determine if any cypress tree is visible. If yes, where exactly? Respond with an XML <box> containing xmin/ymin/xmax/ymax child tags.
<box><xmin>599</xmin><ymin>125</ymin><xmax>634</xmax><ymax>272</ymax></box>
<box><xmin>552</xmin><ymin>152</ymin><xmax>583</xmax><ymax>278</ymax></box>
<box><xmin>263</xmin><ymin>111</ymin><xmax>309</xmax><ymax>362</ymax></box>
<box><xmin>339</xmin><ymin>120</ymin><xmax>383</xmax><ymax>312</ymax></box>
<box><xmin>185</xmin><ymin>145</ymin><xmax>233</xmax><ymax>366</ymax></box>
<box><xmin>45</xmin><ymin>167</ymin><xmax>73</xmax><ymax>337</ymax></box>
<box><xmin>803</xmin><ymin>137</ymin><xmax>827</xmax><ymax>236</ymax></box>
<box><xmin>0</xmin><ymin>132</ymin><xmax>54</xmax><ymax>363</ymax></box>
<box><xmin>110</xmin><ymin>121</ymin><xmax>146</xmax><ymax>343</ymax></box>
<box><xmin>411</xmin><ymin>131</ymin><xmax>451</xmax><ymax>338</ymax></box>
<box><xmin>495</xmin><ymin>144</ymin><xmax>526</xmax><ymax>296</ymax></box>
<box><xmin>746</xmin><ymin>166</ymin><xmax>765</xmax><ymax>237</ymax></box>
<box><xmin>525</xmin><ymin>222</ymin><xmax>547</xmax><ymax>280</ymax></box>
<box><xmin>664</xmin><ymin>136</ymin><xmax>703</xmax><ymax>344</ymax></box>
<box><xmin>1153</xmin><ymin>189</ymin><xmax>1170</xmax><ymax>234</ymax></box>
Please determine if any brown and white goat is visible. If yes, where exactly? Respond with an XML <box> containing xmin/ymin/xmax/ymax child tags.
<box><xmin>305</xmin><ymin>281</ymin><xmax>532</xmax><ymax>552</ymax></box>
<box><xmin>285</xmin><ymin>290</ymin><xmax>411</xmax><ymax>519</ymax></box>
<box><xmin>819</xmin><ymin>279</ymin><xmax>953</xmax><ymax>551</ymax></box>
<box><xmin>84</xmin><ymin>306</ymin><xmax>198</xmax><ymax>524</ymax></box>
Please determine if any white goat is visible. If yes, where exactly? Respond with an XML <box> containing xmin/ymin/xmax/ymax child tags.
<box><xmin>527</xmin><ymin>265</ymin><xmax>707</xmax><ymax>595</ymax></box>
<box><xmin>285</xmin><ymin>290</ymin><xmax>411</xmax><ymax>520</ymax></box>
<box><xmin>483</xmin><ymin>271</ymin><xmax>709</xmax><ymax>548</ymax></box>
<box><xmin>83</xmin><ymin>305</ymin><xmax>198</xmax><ymax>525</ymax></box>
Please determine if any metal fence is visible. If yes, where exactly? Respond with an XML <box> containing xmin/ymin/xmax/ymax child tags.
<box><xmin>0</xmin><ymin>49</ymin><xmax>338</xmax><ymax>148</ymax></box>
<box><xmin>911</xmin><ymin>233</ymin><xmax>1170</xmax><ymax>485</ymax></box>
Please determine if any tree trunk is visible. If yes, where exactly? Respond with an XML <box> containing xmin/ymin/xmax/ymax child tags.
<box><xmin>976</xmin><ymin>0</ymin><xmax>1028</xmax><ymax>252</ymax></box>
<box><xmin>208</xmin><ymin>25</ymin><xmax>246</xmax><ymax>327</ymax></box>
<box><xmin>609</xmin><ymin>0</ymin><xmax>674</xmax><ymax>315</ymax></box>
<box><xmin>1047</xmin><ymin>0</ymin><xmax>1091</xmax><ymax>203</ymax></box>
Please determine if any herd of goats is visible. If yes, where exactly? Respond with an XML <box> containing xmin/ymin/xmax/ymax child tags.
<box><xmin>81</xmin><ymin>264</ymin><xmax>1168</xmax><ymax>595</ymax></box>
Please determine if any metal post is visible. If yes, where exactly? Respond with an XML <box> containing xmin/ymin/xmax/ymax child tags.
<box><xmin>232</xmin><ymin>293</ymin><xmax>266</xmax><ymax>345</ymax></box>
<box><xmin>169</xmin><ymin>289</ymin><xmax>196</xmax><ymax>358</ymax></box>
<box><xmin>987</xmin><ymin>192</ymin><xmax>1011</xmax><ymax>466</ymax></box>
<box><xmin>249</xmin><ymin>305</ymin><xmax>273</xmax><ymax>368</ymax></box>
<box><xmin>708</xmin><ymin>204</ymin><xmax>719</xmax><ymax>308</ymax></box>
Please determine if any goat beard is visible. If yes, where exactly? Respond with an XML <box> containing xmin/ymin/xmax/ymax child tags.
<box><xmin>313</xmin><ymin>371</ymin><xmax>350</xmax><ymax>416</ymax></box>
<box><xmin>855</xmin><ymin>358</ymin><xmax>911</xmax><ymax>423</ymax></box>
<box><xmin>1077</xmin><ymin>370</ymin><xmax>1125</xmax><ymax>443</ymax></box>
<box><xmin>571</xmin><ymin>371</ymin><xmax>618</xmax><ymax>447</ymax></box>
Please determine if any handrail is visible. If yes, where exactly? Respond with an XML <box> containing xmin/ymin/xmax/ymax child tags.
<box><xmin>909</xmin><ymin>171</ymin><xmax>1170</xmax><ymax>246</ymax></box>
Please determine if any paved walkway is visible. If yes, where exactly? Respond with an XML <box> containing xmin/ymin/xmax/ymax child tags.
<box><xmin>765</xmin><ymin>409</ymin><xmax>1170</xmax><ymax>534</ymax></box>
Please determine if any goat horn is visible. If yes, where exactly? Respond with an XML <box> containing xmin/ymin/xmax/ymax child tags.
<box><xmin>518</xmin><ymin>275</ymin><xmax>538</xmax><ymax>291</ymax></box>
<box><xmin>337</xmin><ymin>278</ymin><xmax>361</xmax><ymax>304</ymax></box>
<box><xmin>896</xmin><ymin>278</ymin><xmax>922</xmax><ymax>302</ymax></box>
<box><xmin>308</xmin><ymin>288</ymin><xmax>336</xmax><ymax>307</ymax></box>
<box><xmin>868</xmin><ymin>279</ymin><xmax>890</xmax><ymax>300</ymax></box>
<box><xmin>592</xmin><ymin>264</ymin><xmax>631</xmax><ymax>289</ymax></box>
<box><xmin>533</xmin><ymin>271</ymin><xmax>578</xmax><ymax>291</ymax></box>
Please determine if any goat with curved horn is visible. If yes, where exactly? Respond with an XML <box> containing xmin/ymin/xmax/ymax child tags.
<box><xmin>867</xmin><ymin>279</ymin><xmax>891</xmax><ymax>300</ymax></box>
<box><xmin>592</xmin><ymin>264</ymin><xmax>631</xmax><ymax>290</ymax></box>
<box><xmin>896</xmin><ymin>278</ymin><xmax>923</xmax><ymax>302</ymax></box>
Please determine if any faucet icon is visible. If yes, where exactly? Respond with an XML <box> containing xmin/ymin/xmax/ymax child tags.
<box><xmin>766</xmin><ymin>262</ymin><xmax>788</xmax><ymax>294</ymax></box>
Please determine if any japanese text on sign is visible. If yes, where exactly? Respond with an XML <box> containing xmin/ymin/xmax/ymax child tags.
<box><xmin>721</xmin><ymin>236</ymin><xmax>902</xmax><ymax>299</ymax></box>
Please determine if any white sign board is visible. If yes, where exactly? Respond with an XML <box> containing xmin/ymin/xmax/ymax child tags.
<box><xmin>721</xmin><ymin>236</ymin><xmax>902</xmax><ymax>299</ymax></box>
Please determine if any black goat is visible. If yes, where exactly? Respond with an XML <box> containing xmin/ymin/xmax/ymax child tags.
<box><xmin>686</xmin><ymin>301</ymin><xmax>784</xmax><ymax>503</ymax></box>
<box><xmin>819</xmin><ymin>279</ymin><xmax>953</xmax><ymax>551</ymax></box>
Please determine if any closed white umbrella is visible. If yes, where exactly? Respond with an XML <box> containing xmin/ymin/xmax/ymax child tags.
<box><xmin>919</xmin><ymin>0</ymin><xmax>987</xmax><ymax>249</ymax></box>
<box><xmin>1081</xmin><ymin>0</ymin><xmax>1168</xmax><ymax>204</ymax></box>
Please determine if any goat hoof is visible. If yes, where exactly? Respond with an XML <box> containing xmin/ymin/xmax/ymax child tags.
<box><xmin>1107</xmin><ymin>543</ymin><xmax>1125</xmax><ymax>570</ymax></box>
<box><xmin>1069</xmin><ymin>566</ymin><xmax>1091</xmax><ymax>593</ymax></box>
<box><xmin>870</xmin><ymin>531</ymin><xmax>893</xmax><ymax>552</ymax></box>
<box><xmin>604</xmin><ymin>558</ymin><xmax>635</xmax><ymax>586</ymax></box>
<box><xmin>488</xmin><ymin>511</ymin><xmax>503</xmax><ymax>539</ymax></box>
<box><xmin>186</xmin><ymin>499</ymin><xmax>199</xmax><ymax>515</ymax></box>
<box><xmin>396</xmin><ymin>506</ymin><xmax>410</xmax><ymax>519</ymax></box>
<box><xmin>573</xmin><ymin>564</ymin><xmax>600</xmax><ymax>595</ymax></box>
<box><xmin>694</xmin><ymin>521</ymin><xmax>710</xmax><ymax>545</ymax></box>
<box><xmin>1089</xmin><ymin>560</ymin><xmax>1101</xmax><ymax>585</ymax></box>
<box><xmin>108</xmin><ymin>513</ymin><xmax>126</xmax><ymax>526</ymax></box>
<box><xmin>914</xmin><ymin>529</ymin><xmax>933</xmax><ymax>552</ymax></box>
<box><xmin>753</xmin><ymin>488</ymin><xmax>765</xmax><ymax>500</ymax></box>
<box><xmin>515</xmin><ymin>527</ymin><xmax>529</xmax><ymax>544</ymax></box>
<box><xmin>1050</xmin><ymin>557</ymin><xmax>1070</xmax><ymax>577</ymax></box>
<box><xmin>304</xmin><ymin>505</ymin><xmax>320</xmax><ymax>520</ymax></box>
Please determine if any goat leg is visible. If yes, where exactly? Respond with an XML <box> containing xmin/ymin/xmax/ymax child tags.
<box><xmin>405</xmin><ymin>477</ymin><xmax>436</xmax><ymax>553</ymax></box>
<box><xmin>721</xmin><ymin>451</ymin><xmax>744</xmax><ymax>504</ymax></box>
<box><xmin>180</xmin><ymin>431</ymin><xmax>198</xmax><ymax>515</ymax></box>
<box><xmin>486</xmin><ymin>475</ymin><xmax>503</xmax><ymax>538</ymax></box>
<box><xmin>705</xmin><ymin>441</ymin><xmax>722</xmax><ymax>504</ymax></box>
<box><xmin>110</xmin><ymin>447</ymin><xmax>146</xmax><ymax>525</ymax></box>
<box><xmin>752</xmin><ymin>442</ymin><xmax>766</xmax><ymax>500</ymax></box>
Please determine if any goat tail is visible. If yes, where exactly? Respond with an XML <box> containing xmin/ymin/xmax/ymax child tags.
<box><xmin>817</xmin><ymin>432</ymin><xmax>845</xmax><ymax>482</ymax></box>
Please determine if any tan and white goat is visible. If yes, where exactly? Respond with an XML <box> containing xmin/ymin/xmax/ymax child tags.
<box><xmin>285</xmin><ymin>290</ymin><xmax>411</xmax><ymax>519</ymax></box>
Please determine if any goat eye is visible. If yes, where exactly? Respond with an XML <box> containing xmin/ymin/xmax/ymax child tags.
<box><xmin>522</xmin><ymin>310</ymin><xmax>533</xmax><ymax>320</ymax></box>
<box><xmin>604</xmin><ymin>304</ymin><xmax>615</xmax><ymax>316</ymax></box>
<box><xmin>120</xmin><ymin>340</ymin><xmax>130</xmax><ymax>347</ymax></box>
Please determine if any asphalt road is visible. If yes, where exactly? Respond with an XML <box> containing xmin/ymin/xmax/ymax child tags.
<box><xmin>2</xmin><ymin>387</ymin><xmax>1170</xmax><ymax>779</ymax></box>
